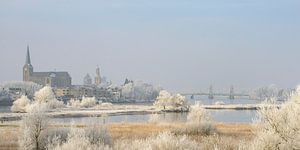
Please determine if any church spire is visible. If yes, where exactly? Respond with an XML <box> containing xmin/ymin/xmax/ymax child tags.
<box><xmin>26</xmin><ymin>45</ymin><xmax>31</xmax><ymax>64</ymax></box>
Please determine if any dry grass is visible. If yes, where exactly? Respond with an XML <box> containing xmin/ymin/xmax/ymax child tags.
<box><xmin>0</xmin><ymin>127</ymin><xmax>19</xmax><ymax>150</ymax></box>
<box><xmin>216</xmin><ymin>123</ymin><xmax>254</xmax><ymax>136</ymax></box>
<box><xmin>109</xmin><ymin>123</ymin><xmax>176</xmax><ymax>140</ymax></box>
<box><xmin>0</xmin><ymin>123</ymin><xmax>254</xmax><ymax>150</ymax></box>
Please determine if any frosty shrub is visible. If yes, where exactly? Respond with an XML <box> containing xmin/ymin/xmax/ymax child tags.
<box><xmin>154</xmin><ymin>90</ymin><xmax>189</xmax><ymax>112</ymax></box>
<box><xmin>200</xmin><ymin>134</ymin><xmax>242</xmax><ymax>150</ymax></box>
<box><xmin>214</xmin><ymin>101</ymin><xmax>225</xmax><ymax>105</ymax></box>
<box><xmin>121</xmin><ymin>80</ymin><xmax>162</xmax><ymax>102</ymax></box>
<box><xmin>174</xmin><ymin>105</ymin><xmax>216</xmax><ymax>136</ymax></box>
<box><xmin>80</xmin><ymin>96</ymin><xmax>97</xmax><ymax>108</ymax></box>
<box><xmin>101</xmin><ymin>102</ymin><xmax>113</xmax><ymax>107</ymax></box>
<box><xmin>251</xmin><ymin>86</ymin><xmax>300</xmax><ymax>149</ymax></box>
<box><xmin>114</xmin><ymin>132</ymin><xmax>199</xmax><ymax>150</ymax></box>
<box><xmin>67</xmin><ymin>98</ymin><xmax>81</xmax><ymax>108</ymax></box>
<box><xmin>19</xmin><ymin>106</ymin><xmax>49</xmax><ymax>150</ymax></box>
<box><xmin>47</xmin><ymin>127</ymin><xmax>111</xmax><ymax>150</ymax></box>
<box><xmin>34</xmin><ymin>86</ymin><xmax>64</xmax><ymax>109</ymax></box>
<box><xmin>68</xmin><ymin>97</ymin><xmax>99</xmax><ymax>108</ymax></box>
<box><xmin>84</xmin><ymin>125</ymin><xmax>112</xmax><ymax>146</ymax></box>
<box><xmin>11</xmin><ymin>95</ymin><xmax>31</xmax><ymax>113</ymax></box>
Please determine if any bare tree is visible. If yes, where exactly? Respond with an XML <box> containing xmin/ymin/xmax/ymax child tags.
<box><xmin>19</xmin><ymin>106</ymin><xmax>49</xmax><ymax>150</ymax></box>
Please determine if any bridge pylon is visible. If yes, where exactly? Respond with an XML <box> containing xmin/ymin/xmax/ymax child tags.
<box><xmin>208</xmin><ymin>85</ymin><xmax>214</xmax><ymax>99</ymax></box>
<box><xmin>229</xmin><ymin>85</ymin><xmax>234</xmax><ymax>99</ymax></box>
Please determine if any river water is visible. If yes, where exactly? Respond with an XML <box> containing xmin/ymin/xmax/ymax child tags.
<box><xmin>0</xmin><ymin>96</ymin><xmax>261</xmax><ymax>124</ymax></box>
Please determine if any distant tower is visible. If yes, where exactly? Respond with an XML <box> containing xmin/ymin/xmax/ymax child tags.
<box><xmin>229</xmin><ymin>85</ymin><xmax>234</xmax><ymax>99</ymax></box>
<box><xmin>208</xmin><ymin>85</ymin><xmax>214</xmax><ymax>99</ymax></box>
<box><xmin>83</xmin><ymin>74</ymin><xmax>92</xmax><ymax>85</ymax></box>
<box><xmin>94</xmin><ymin>66</ymin><xmax>101</xmax><ymax>86</ymax></box>
<box><xmin>23</xmin><ymin>45</ymin><xmax>33</xmax><ymax>81</ymax></box>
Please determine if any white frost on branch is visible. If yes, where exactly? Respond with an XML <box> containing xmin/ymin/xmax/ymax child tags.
<box><xmin>10</xmin><ymin>95</ymin><xmax>31</xmax><ymax>113</ymax></box>
<box><xmin>80</xmin><ymin>96</ymin><xmax>97</xmax><ymax>108</ymax></box>
<box><xmin>250</xmin><ymin>84</ymin><xmax>292</xmax><ymax>101</ymax></box>
<box><xmin>68</xmin><ymin>96</ymin><xmax>98</xmax><ymax>108</ymax></box>
<box><xmin>251</xmin><ymin>86</ymin><xmax>300</xmax><ymax>149</ymax></box>
<box><xmin>154</xmin><ymin>90</ymin><xmax>189</xmax><ymax>111</ymax></box>
<box><xmin>11</xmin><ymin>86</ymin><xmax>64</xmax><ymax>113</ymax></box>
<box><xmin>121</xmin><ymin>80</ymin><xmax>162</xmax><ymax>101</ymax></box>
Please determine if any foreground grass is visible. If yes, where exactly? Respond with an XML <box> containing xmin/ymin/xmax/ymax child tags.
<box><xmin>0</xmin><ymin>123</ymin><xmax>254</xmax><ymax>150</ymax></box>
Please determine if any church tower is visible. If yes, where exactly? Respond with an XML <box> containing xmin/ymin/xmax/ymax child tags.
<box><xmin>23</xmin><ymin>45</ymin><xmax>33</xmax><ymax>81</ymax></box>
<box><xmin>94</xmin><ymin>66</ymin><xmax>101</xmax><ymax>86</ymax></box>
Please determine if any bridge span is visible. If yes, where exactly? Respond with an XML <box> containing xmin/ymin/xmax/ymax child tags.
<box><xmin>181</xmin><ymin>86</ymin><xmax>250</xmax><ymax>99</ymax></box>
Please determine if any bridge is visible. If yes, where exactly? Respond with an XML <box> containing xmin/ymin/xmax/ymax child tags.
<box><xmin>181</xmin><ymin>86</ymin><xmax>250</xmax><ymax>99</ymax></box>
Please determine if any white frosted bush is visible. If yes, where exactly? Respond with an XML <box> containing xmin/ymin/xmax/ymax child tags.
<box><xmin>154</xmin><ymin>90</ymin><xmax>189</xmax><ymax>111</ymax></box>
<box><xmin>34</xmin><ymin>86</ymin><xmax>56</xmax><ymax>103</ymax></box>
<box><xmin>214</xmin><ymin>101</ymin><xmax>225</xmax><ymax>105</ymax></box>
<box><xmin>251</xmin><ymin>86</ymin><xmax>300</xmax><ymax>149</ymax></box>
<box><xmin>114</xmin><ymin>132</ymin><xmax>199</xmax><ymax>150</ymax></box>
<box><xmin>11</xmin><ymin>95</ymin><xmax>31</xmax><ymax>113</ymax></box>
<box><xmin>84</xmin><ymin>125</ymin><xmax>112</xmax><ymax>146</ymax></box>
<box><xmin>187</xmin><ymin>105</ymin><xmax>211</xmax><ymax>123</ymax></box>
<box><xmin>34</xmin><ymin>86</ymin><xmax>64</xmax><ymax>109</ymax></box>
<box><xmin>80</xmin><ymin>96</ymin><xmax>97</xmax><ymax>108</ymax></box>
<box><xmin>200</xmin><ymin>134</ymin><xmax>242</xmax><ymax>150</ymax></box>
<box><xmin>101</xmin><ymin>102</ymin><xmax>113</xmax><ymax>107</ymax></box>
<box><xmin>121</xmin><ymin>80</ymin><xmax>161</xmax><ymax>101</ymax></box>
<box><xmin>68</xmin><ymin>97</ymin><xmax>100</xmax><ymax>108</ymax></box>
<box><xmin>174</xmin><ymin>105</ymin><xmax>216</xmax><ymax>135</ymax></box>
<box><xmin>12</xmin><ymin>86</ymin><xmax>64</xmax><ymax>113</ymax></box>
<box><xmin>47</xmin><ymin>127</ymin><xmax>111</xmax><ymax>150</ymax></box>
<box><xmin>68</xmin><ymin>98</ymin><xmax>81</xmax><ymax>108</ymax></box>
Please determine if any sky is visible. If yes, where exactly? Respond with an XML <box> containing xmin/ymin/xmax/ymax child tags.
<box><xmin>0</xmin><ymin>0</ymin><xmax>300</xmax><ymax>92</ymax></box>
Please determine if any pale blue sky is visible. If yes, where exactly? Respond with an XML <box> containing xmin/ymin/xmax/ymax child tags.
<box><xmin>0</xmin><ymin>0</ymin><xmax>299</xmax><ymax>92</ymax></box>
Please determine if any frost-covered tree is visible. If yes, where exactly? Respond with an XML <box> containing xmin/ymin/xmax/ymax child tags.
<box><xmin>34</xmin><ymin>86</ymin><xmax>64</xmax><ymax>109</ymax></box>
<box><xmin>121</xmin><ymin>80</ymin><xmax>161</xmax><ymax>101</ymax></box>
<box><xmin>11</xmin><ymin>95</ymin><xmax>31</xmax><ymax>113</ymax></box>
<box><xmin>154</xmin><ymin>90</ymin><xmax>189</xmax><ymax>111</ymax></box>
<box><xmin>2</xmin><ymin>81</ymin><xmax>42</xmax><ymax>99</ymax></box>
<box><xmin>68</xmin><ymin>97</ymin><xmax>97</xmax><ymax>108</ymax></box>
<box><xmin>67</xmin><ymin>99</ymin><xmax>81</xmax><ymax>108</ymax></box>
<box><xmin>251</xmin><ymin>86</ymin><xmax>300</xmax><ymax>149</ymax></box>
<box><xmin>19</xmin><ymin>106</ymin><xmax>49</xmax><ymax>150</ymax></box>
<box><xmin>80</xmin><ymin>96</ymin><xmax>97</xmax><ymax>108</ymax></box>
<box><xmin>12</xmin><ymin>86</ymin><xmax>64</xmax><ymax>113</ymax></box>
<box><xmin>250</xmin><ymin>85</ymin><xmax>292</xmax><ymax>101</ymax></box>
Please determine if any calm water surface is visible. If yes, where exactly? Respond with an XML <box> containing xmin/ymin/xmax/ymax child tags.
<box><xmin>1</xmin><ymin>97</ymin><xmax>259</xmax><ymax>123</ymax></box>
<box><xmin>51</xmin><ymin>110</ymin><xmax>257</xmax><ymax>124</ymax></box>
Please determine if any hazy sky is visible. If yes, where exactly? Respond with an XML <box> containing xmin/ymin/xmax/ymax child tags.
<box><xmin>0</xmin><ymin>0</ymin><xmax>300</xmax><ymax>92</ymax></box>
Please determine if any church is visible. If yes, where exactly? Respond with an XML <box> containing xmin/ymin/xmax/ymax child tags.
<box><xmin>23</xmin><ymin>46</ymin><xmax>72</xmax><ymax>87</ymax></box>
